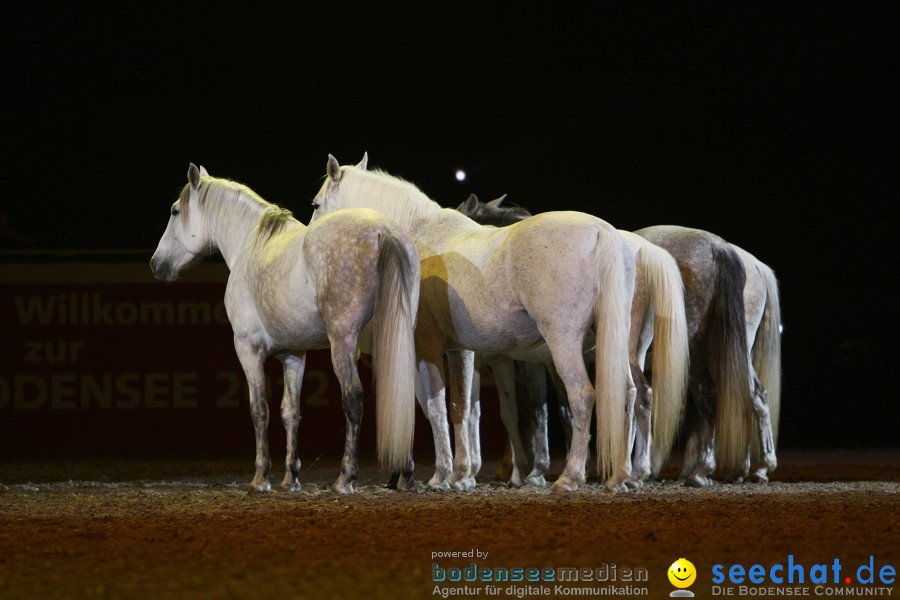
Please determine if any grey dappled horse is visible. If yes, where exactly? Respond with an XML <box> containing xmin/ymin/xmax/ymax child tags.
<box><xmin>636</xmin><ymin>225</ymin><xmax>782</xmax><ymax>486</ymax></box>
<box><xmin>151</xmin><ymin>164</ymin><xmax>419</xmax><ymax>493</ymax></box>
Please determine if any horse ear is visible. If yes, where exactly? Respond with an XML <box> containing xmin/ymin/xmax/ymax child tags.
<box><xmin>188</xmin><ymin>163</ymin><xmax>202</xmax><ymax>190</ymax></box>
<box><xmin>487</xmin><ymin>194</ymin><xmax>507</xmax><ymax>207</ymax></box>
<box><xmin>356</xmin><ymin>152</ymin><xmax>368</xmax><ymax>170</ymax></box>
<box><xmin>327</xmin><ymin>154</ymin><xmax>342</xmax><ymax>181</ymax></box>
<box><xmin>199</xmin><ymin>165</ymin><xmax>209</xmax><ymax>177</ymax></box>
<box><xmin>463</xmin><ymin>194</ymin><xmax>480</xmax><ymax>213</ymax></box>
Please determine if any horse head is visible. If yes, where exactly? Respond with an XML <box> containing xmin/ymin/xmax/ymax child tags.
<box><xmin>150</xmin><ymin>163</ymin><xmax>213</xmax><ymax>281</ymax></box>
<box><xmin>310</xmin><ymin>153</ymin><xmax>368</xmax><ymax>222</ymax></box>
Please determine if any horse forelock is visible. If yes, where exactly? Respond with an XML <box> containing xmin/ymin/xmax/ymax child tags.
<box><xmin>178</xmin><ymin>178</ymin><xmax>218</xmax><ymax>226</ymax></box>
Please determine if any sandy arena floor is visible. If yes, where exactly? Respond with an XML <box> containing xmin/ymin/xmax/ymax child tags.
<box><xmin>1</xmin><ymin>448</ymin><xmax>898</xmax><ymax>599</ymax></box>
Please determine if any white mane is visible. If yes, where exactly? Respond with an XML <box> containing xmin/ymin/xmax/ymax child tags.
<box><xmin>186</xmin><ymin>177</ymin><xmax>296</xmax><ymax>243</ymax></box>
<box><xmin>334</xmin><ymin>167</ymin><xmax>442</xmax><ymax>232</ymax></box>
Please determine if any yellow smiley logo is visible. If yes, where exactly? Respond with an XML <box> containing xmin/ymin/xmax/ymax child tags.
<box><xmin>668</xmin><ymin>558</ymin><xmax>696</xmax><ymax>588</ymax></box>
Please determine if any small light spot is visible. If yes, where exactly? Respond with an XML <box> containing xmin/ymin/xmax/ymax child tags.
<box><xmin>455</xmin><ymin>169</ymin><xmax>467</xmax><ymax>182</ymax></box>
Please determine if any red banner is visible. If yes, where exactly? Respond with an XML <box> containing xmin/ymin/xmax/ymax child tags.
<box><xmin>0</xmin><ymin>255</ymin><xmax>503</xmax><ymax>461</ymax></box>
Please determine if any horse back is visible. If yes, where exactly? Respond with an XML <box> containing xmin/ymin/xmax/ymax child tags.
<box><xmin>504</xmin><ymin>211</ymin><xmax>625</xmax><ymax>306</ymax></box>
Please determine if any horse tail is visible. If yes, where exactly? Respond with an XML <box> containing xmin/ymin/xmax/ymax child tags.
<box><xmin>594</xmin><ymin>229</ymin><xmax>632</xmax><ymax>485</ymax></box>
<box><xmin>372</xmin><ymin>229</ymin><xmax>420</xmax><ymax>471</ymax></box>
<box><xmin>708</xmin><ymin>243</ymin><xmax>752</xmax><ymax>477</ymax></box>
<box><xmin>753</xmin><ymin>262</ymin><xmax>782</xmax><ymax>448</ymax></box>
<box><xmin>641</xmin><ymin>243</ymin><xmax>690</xmax><ymax>478</ymax></box>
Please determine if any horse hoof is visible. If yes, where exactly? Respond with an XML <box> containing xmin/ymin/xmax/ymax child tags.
<box><xmin>731</xmin><ymin>466</ymin><xmax>754</xmax><ymax>483</ymax></box>
<box><xmin>395</xmin><ymin>477</ymin><xmax>417</xmax><ymax>492</ymax></box>
<box><xmin>525</xmin><ymin>475</ymin><xmax>548</xmax><ymax>488</ymax></box>
<box><xmin>451</xmin><ymin>477</ymin><xmax>476</xmax><ymax>492</ymax></box>
<box><xmin>427</xmin><ymin>476</ymin><xmax>451</xmax><ymax>491</ymax></box>
<box><xmin>750</xmin><ymin>469</ymin><xmax>769</xmax><ymax>483</ymax></box>
<box><xmin>623</xmin><ymin>478</ymin><xmax>643</xmax><ymax>490</ymax></box>
<box><xmin>249</xmin><ymin>478</ymin><xmax>272</xmax><ymax>494</ymax></box>
<box><xmin>331</xmin><ymin>474</ymin><xmax>353</xmax><ymax>494</ymax></box>
<box><xmin>684</xmin><ymin>475</ymin><xmax>711</xmax><ymax>488</ymax></box>
<box><xmin>332</xmin><ymin>478</ymin><xmax>354</xmax><ymax>494</ymax></box>
<box><xmin>552</xmin><ymin>478</ymin><xmax>578</xmax><ymax>494</ymax></box>
<box><xmin>603</xmin><ymin>477</ymin><xmax>629</xmax><ymax>493</ymax></box>
<box><xmin>281</xmin><ymin>480</ymin><xmax>302</xmax><ymax>493</ymax></box>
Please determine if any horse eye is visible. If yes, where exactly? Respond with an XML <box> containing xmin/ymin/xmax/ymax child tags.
<box><xmin>171</xmin><ymin>207</ymin><xmax>180</xmax><ymax>216</ymax></box>
<box><xmin>311</xmin><ymin>202</ymin><xmax>320</xmax><ymax>209</ymax></box>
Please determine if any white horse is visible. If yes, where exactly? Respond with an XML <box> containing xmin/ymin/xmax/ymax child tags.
<box><xmin>151</xmin><ymin>163</ymin><xmax>420</xmax><ymax>493</ymax></box>
<box><xmin>457</xmin><ymin>195</ymin><xmax>689</xmax><ymax>487</ymax></box>
<box><xmin>311</xmin><ymin>155</ymin><xmax>635</xmax><ymax>492</ymax></box>
<box><xmin>636</xmin><ymin>225</ymin><xmax>781</xmax><ymax>485</ymax></box>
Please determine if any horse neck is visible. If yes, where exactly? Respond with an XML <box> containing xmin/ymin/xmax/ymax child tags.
<box><xmin>204</xmin><ymin>187</ymin><xmax>271</xmax><ymax>269</ymax></box>
<box><xmin>340</xmin><ymin>171</ymin><xmax>447</xmax><ymax>239</ymax></box>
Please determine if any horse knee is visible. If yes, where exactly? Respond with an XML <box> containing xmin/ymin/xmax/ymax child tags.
<box><xmin>341</xmin><ymin>385</ymin><xmax>364</xmax><ymax>423</ymax></box>
<box><xmin>449</xmin><ymin>401</ymin><xmax>469</xmax><ymax>424</ymax></box>
<box><xmin>751</xmin><ymin>379</ymin><xmax>769</xmax><ymax>414</ymax></box>
<box><xmin>281</xmin><ymin>404</ymin><xmax>301</xmax><ymax>427</ymax></box>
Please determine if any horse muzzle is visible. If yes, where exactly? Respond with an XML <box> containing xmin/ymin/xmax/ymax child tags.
<box><xmin>149</xmin><ymin>255</ymin><xmax>178</xmax><ymax>282</ymax></box>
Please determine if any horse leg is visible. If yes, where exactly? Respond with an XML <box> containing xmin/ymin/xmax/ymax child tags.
<box><xmin>628</xmin><ymin>364</ymin><xmax>653</xmax><ymax>485</ymax></box>
<box><xmin>618</xmin><ymin>366</ymin><xmax>640</xmax><ymax>489</ymax></box>
<box><xmin>541</xmin><ymin>336</ymin><xmax>596</xmax><ymax>493</ymax></box>
<box><xmin>681</xmin><ymin>372</ymin><xmax>716</xmax><ymax>487</ymax></box>
<box><xmin>446</xmin><ymin>350</ymin><xmax>476</xmax><ymax>491</ymax></box>
<box><xmin>521</xmin><ymin>362</ymin><xmax>550</xmax><ymax>487</ymax></box>
<box><xmin>416</xmin><ymin>348</ymin><xmax>453</xmax><ymax>490</ymax></box>
<box><xmin>279</xmin><ymin>352</ymin><xmax>306</xmax><ymax>492</ymax></box>
<box><xmin>491</xmin><ymin>359</ymin><xmax>516</xmax><ymax>483</ymax></box>
<box><xmin>330</xmin><ymin>334</ymin><xmax>364</xmax><ymax>494</ymax></box>
<box><xmin>467</xmin><ymin>365</ymin><xmax>483</xmax><ymax>479</ymax></box>
<box><xmin>549</xmin><ymin>362</ymin><xmax>593</xmax><ymax>476</ymax></box>
<box><xmin>234</xmin><ymin>340</ymin><xmax>271</xmax><ymax>493</ymax></box>
<box><xmin>495</xmin><ymin>441</ymin><xmax>514</xmax><ymax>482</ymax></box>
<box><xmin>549</xmin><ymin>364</ymin><xmax>574</xmax><ymax>449</ymax></box>
<box><xmin>492</xmin><ymin>358</ymin><xmax>528</xmax><ymax>488</ymax></box>
<box><xmin>748</xmin><ymin>369</ymin><xmax>777</xmax><ymax>482</ymax></box>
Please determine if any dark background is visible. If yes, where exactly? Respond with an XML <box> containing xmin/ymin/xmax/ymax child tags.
<box><xmin>2</xmin><ymin>4</ymin><xmax>896</xmax><ymax>448</ymax></box>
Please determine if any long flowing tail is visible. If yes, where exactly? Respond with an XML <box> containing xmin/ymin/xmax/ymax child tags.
<box><xmin>594</xmin><ymin>229</ymin><xmax>632</xmax><ymax>484</ymax></box>
<box><xmin>641</xmin><ymin>243</ymin><xmax>690</xmax><ymax>477</ymax></box>
<box><xmin>372</xmin><ymin>230</ymin><xmax>420</xmax><ymax>471</ymax></box>
<box><xmin>708</xmin><ymin>244</ymin><xmax>752</xmax><ymax>476</ymax></box>
<box><xmin>753</xmin><ymin>262</ymin><xmax>782</xmax><ymax>448</ymax></box>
